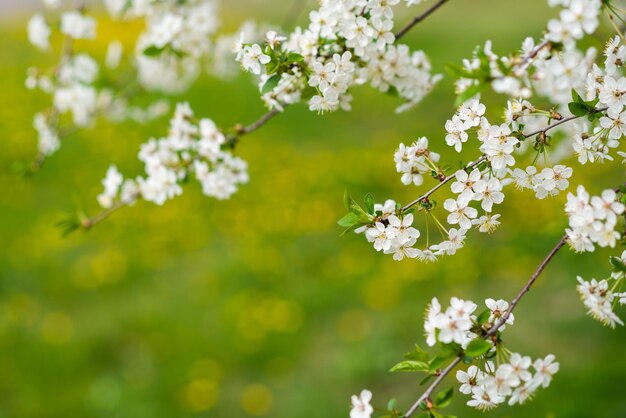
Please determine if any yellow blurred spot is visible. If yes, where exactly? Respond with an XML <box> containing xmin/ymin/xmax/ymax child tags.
<box><xmin>3</xmin><ymin>292</ymin><xmax>40</xmax><ymax>327</ymax></box>
<box><xmin>362</xmin><ymin>277</ymin><xmax>398</xmax><ymax>310</ymax></box>
<box><xmin>240</xmin><ymin>384</ymin><xmax>273</xmax><ymax>416</ymax></box>
<box><xmin>181</xmin><ymin>378</ymin><xmax>219</xmax><ymax>412</ymax></box>
<box><xmin>72</xmin><ymin>249</ymin><xmax>127</xmax><ymax>288</ymax></box>
<box><xmin>189</xmin><ymin>358</ymin><xmax>222</xmax><ymax>381</ymax></box>
<box><xmin>337</xmin><ymin>310</ymin><xmax>371</xmax><ymax>342</ymax></box>
<box><xmin>40</xmin><ymin>312</ymin><xmax>74</xmax><ymax>345</ymax></box>
<box><xmin>227</xmin><ymin>292</ymin><xmax>304</xmax><ymax>343</ymax></box>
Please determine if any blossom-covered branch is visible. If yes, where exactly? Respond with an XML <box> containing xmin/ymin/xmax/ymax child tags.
<box><xmin>401</xmin><ymin>234</ymin><xmax>567</xmax><ymax>418</ymax></box>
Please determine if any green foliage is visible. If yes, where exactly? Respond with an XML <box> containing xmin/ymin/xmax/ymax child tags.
<box><xmin>337</xmin><ymin>192</ymin><xmax>374</xmax><ymax>235</ymax></box>
<box><xmin>464</xmin><ymin>338</ymin><xmax>493</xmax><ymax>357</ymax></box>
<box><xmin>568</xmin><ymin>89</ymin><xmax>603</xmax><ymax>121</ymax></box>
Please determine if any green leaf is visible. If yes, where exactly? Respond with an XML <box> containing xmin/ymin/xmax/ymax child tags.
<box><xmin>265</xmin><ymin>60</ymin><xmax>279</xmax><ymax>75</ymax></box>
<box><xmin>387</xmin><ymin>398</ymin><xmax>397</xmax><ymax>411</ymax></box>
<box><xmin>301</xmin><ymin>85</ymin><xmax>317</xmax><ymax>100</ymax></box>
<box><xmin>571</xmin><ymin>88</ymin><xmax>584</xmax><ymax>103</ymax></box>
<box><xmin>390</xmin><ymin>360</ymin><xmax>429</xmax><ymax>373</ymax></box>
<box><xmin>261</xmin><ymin>74</ymin><xmax>281</xmax><ymax>94</ymax></box>
<box><xmin>364</xmin><ymin>193</ymin><xmax>375</xmax><ymax>215</ymax></box>
<box><xmin>455</xmin><ymin>83</ymin><xmax>482</xmax><ymax>107</ymax></box>
<box><xmin>404</xmin><ymin>344</ymin><xmax>430</xmax><ymax>362</ymax></box>
<box><xmin>337</xmin><ymin>212</ymin><xmax>361</xmax><ymax>228</ymax></box>
<box><xmin>433</xmin><ymin>387</ymin><xmax>453</xmax><ymax>408</ymax></box>
<box><xmin>386</xmin><ymin>85</ymin><xmax>399</xmax><ymax>97</ymax></box>
<box><xmin>445</xmin><ymin>64</ymin><xmax>475</xmax><ymax>79</ymax></box>
<box><xmin>428</xmin><ymin>355</ymin><xmax>451</xmax><ymax>374</ymax></box>
<box><xmin>475</xmin><ymin>309</ymin><xmax>491</xmax><ymax>325</ymax></box>
<box><xmin>143</xmin><ymin>45</ymin><xmax>165</xmax><ymax>57</ymax></box>
<box><xmin>287</xmin><ymin>52</ymin><xmax>304</xmax><ymax>62</ymax></box>
<box><xmin>464</xmin><ymin>338</ymin><xmax>493</xmax><ymax>357</ymax></box>
<box><xmin>568</xmin><ymin>101</ymin><xmax>590</xmax><ymax>117</ymax></box>
<box><xmin>610</xmin><ymin>256</ymin><xmax>626</xmax><ymax>273</ymax></box>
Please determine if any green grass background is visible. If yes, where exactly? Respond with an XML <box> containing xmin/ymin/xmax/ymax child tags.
<box><xmin>1</xmin><ymin>0</ymin><xmax>625</xmax><ymax>417</ymax></box>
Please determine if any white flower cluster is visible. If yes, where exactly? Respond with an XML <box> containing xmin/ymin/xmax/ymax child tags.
<box><xmin>565</xmin><ymin>36</ymin><xmax>626</xmax><ymax>163</ymax></box>
<box><xmin>511</xmin><ymin>164</ymin><xmax>573</xmax><ymax>199</ymax></box>
<box><xmin>236</xmin><ymin>0</ymin><xmax>441</xmax><ymax>114</ymax></box>
<box><xmin>127</xmin><ymin>0</ymin><xmax>221</xmax><ymax>93</ymax></box>
<box><xmin>365</xmin><ymin>211</ymin><xmax>421</xmax><ymax>261</ymax></box>
<box><xmin>565</xmin><ymin>186</ymin><xmax>625</xmax><ymax>251</ymax></box>
<box><xmin>97</xmin><ymin>103</ymin><xmax>249</xmax><ymax>208</ymax></box>
<box><xmin>394</xmin><ymin>137</ymin><xmax>441</xmax><ymax>186</ymax></box>
<box><xmin>546</xmin><ymin>0</ymin><xmax>601</xmax><ymax>48</ymax></box>
<box><xmin>363</xmin><ymin>93</ymin><xmax>588</xmax><ymax>262</ymax></box>
<box><xmin>456</xmin><ymin>353</ymin><xmax>559</xmax><ymax>410</ymax></box>
<box><xmin>455</xmin><ymin>0</ymin><xmax>601</xmax><ymax>106</ymax></box>
<box><xmin>576</xmin><ymin>248</ymin><xmax>626</xmax><ymax>328</ymax></box>
<box><xmin>424</xmin><ymin>297</ymin><xmax>514</xmax><ymax>348</ymax></box>
<box><xmin>27</xmin><ymin>6</ymin><xmax>100</xmax><ymax>157</ymax></box>
<box><xmin>60</xmin><ymin>11</ymin><xmax>97</xmax><ymax>40</ymax></box>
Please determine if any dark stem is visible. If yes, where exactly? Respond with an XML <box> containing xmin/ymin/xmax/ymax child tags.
<box><xmin>395</xmin><ymin>0</ymin><xmax>449</xmax><ymax>40</ymax></box>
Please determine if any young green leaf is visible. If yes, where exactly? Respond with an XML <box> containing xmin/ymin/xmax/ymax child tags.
<box><xmin>337</xmin><ymin>212</ymin><xmax>361</xmax><ymax>228</ymax></box>
<box><xmin>143</xmin><ymin>45</ymin><xmax>165</xmax><ymax>57</ymax></box>
<box><xmin>433</xmin><ymin>387</ymin><xmax>454</xmax><ymax>408</ymax></box>
<box><xmin>404</xmin><ymin>344</ymin><xmax>430</xmax><ymax>362</ymax></box>
<box><xmin>475</xmin><ymin>309</ymin><xmax>491</xmax><ymax>325</ymax></box>
<box><xmin>610</xmin><ymin>256</ymin><xmax>626</xmax><ymax>273</ymax></box>
<box><xmin>429</xmin><ymin>354</ymin><xmax>452</xmax><ymax>374</ymax></box>
<box><xmin>261</xmin><ymin>74</ymin><xmax>281</xmax><ymax>95</ymax></box>
<box><xmin>390</xmin><ymin>360</ymin><xmax>429</xmax><ymax>373</ymax></box>
<box><xmin>464</xmin><ymin>338</ymin><xmax>493</xmax><ymax>357</ymax></box>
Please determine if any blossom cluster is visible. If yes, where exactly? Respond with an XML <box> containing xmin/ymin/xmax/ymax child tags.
<box><xmin>236</xmin><ymin>0</ymin><xmax>442</xmax><ymax>113</ymax></box>
<box><xmin>424</xmin><ymin>297</ymin><xmax>514</xmax><ymax>348</ymax></box>
<box><xmin>97</xmin><ymin>103</ymin><xmax>249</xmax><ymax>208</ymax></box>
<box><xmin>453</xmin><ymin>0</ymin><xmax>601</xmax><ymax>105</ymax></box>
<box><xmin>359</xmin><ymin>93</ymin><xmax>583</xmax><ymax>262</ymax></box>
<box><xmin>26</xmin><ymin>0</ymin><xmax>171</xmax><ymax>161</ymax></box>
<box><xmin>357</xmin><ymin>31</ymin><xmax>626</xmax><ymax>263</ymax></box>
<box><xmin>27</xmin><ymin>4</ymin><xmax>98</xmax><ymax>156</ymax></box>
<box><xmin>394</xmin><ymin>137</ymin><xmax>441</xmax><ymax>186</ymax></box>
<box><xmin>565</xmin><ymin>186</ymin><xmax>625</xmax><ymax>251</ymax></box>
<box><xmin>108</xmin><ymin>0</ymin><xmax>221</xmax><ymax>93</ymax></box>
<box><xmin>456</xmin><ymin>354</ymin><xmax>559</xmax><ymax>410</ymax></box>
<box><xmin>576</xmin><ymin>250</ymin><xmax>626</xmax><ymax>327</ymax></box>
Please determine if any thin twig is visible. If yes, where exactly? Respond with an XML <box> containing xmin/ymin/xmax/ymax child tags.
<box><xmin>81</xmin><ymin>202</ymin><xmax>127</xmax><ymax>230</ymax></box>
<box><xmin>241</xmin><ymin>108</ymin><xmax>281</xmax><ymax>134</ymax></box>
<box><xmin>401</xmin><ymin>155</ymin><xmax>487</xmax><ymax>212</ymax></box>
<box><xmin>395</xmin><ymin>0</ymin><xmax>449</xmax><ymax>40</ymax></box>
<box><xmin>487</xmin><ymin>235</ymin><xmax>568</xmax><ymax>335</ymax></box>
<box><xmin>227</xmin><ymin>108</ymin><xmax>282</xmax><ymax>147</ymax></box>
<box><xmin>402</xmin><ymin>234</ymin><xmax>569</xmax><ymax>418</ymax></box>
<box><xmin>513</xmin><ymin>39</ymin><xmax>550</xmax><ymax>75</ymax></box>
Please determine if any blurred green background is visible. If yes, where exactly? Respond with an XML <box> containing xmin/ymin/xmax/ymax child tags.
<box><xmin>1</xmin><ymin>0</ymin><xmax>626</xmax><ymax>417</ymax></box>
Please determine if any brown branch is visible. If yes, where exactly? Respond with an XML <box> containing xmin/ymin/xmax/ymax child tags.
<box><xmin>228</xmin><ymin>108</ymin><xmax>282</xmax><ymax>148</ymax></box>
<box><xmin>401</xmin><ymin>155</ymin><xmax>487</xmax><ymax>212</ymax></box>
<box><xmin>402</xmin><ymin>234</ymin><xmax>568</xmax><ymax>418</ymax></box>
<box><xmin>80</xmin><ymin>201</ymin><xmax>127</xmax><ymax>230</ymax></box>
<box><xmin>395</xmin><ymin>0</ymin><xmax>449</xmax><ymax>40</ymax></box>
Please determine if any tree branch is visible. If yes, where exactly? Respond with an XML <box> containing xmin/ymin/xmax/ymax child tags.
<box><xmin>402</xmin><ymin>234</ymin><xmax>568</xmax><ymax>418</ymax></box>
<box><xmin>401</xmin><ymin>108</ymin><xmax>607</xmax><ymax>213</ymax></box>
<box><xmin>395</xmin><ymin>0</ymin><xmax>449</xmax><ymax>40</ymax></box>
